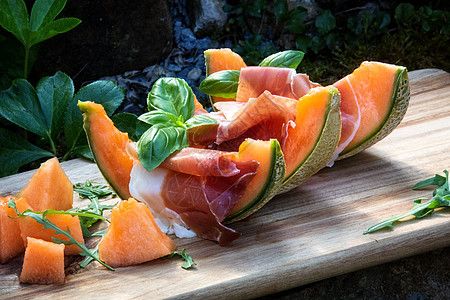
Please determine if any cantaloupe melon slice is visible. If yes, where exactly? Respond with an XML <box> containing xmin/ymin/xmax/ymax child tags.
<box><xmin>280</xmin><ymin>85</ymin><xmax>341</xmax><ymax>193</ymax></box>
<box><xmin>78</xmin><ymin>101</ymin><xmax>133</xmax><ymax>200</ymax></box>
<box><xmin>205</xmin><ymin>48</ymin><xmax>247</xmax><ymax>105</ymax></box>
<box><xmin>333</xmin><ymin>61</ymin><xmax>410</xmax><ymax>160</ymax></box>
<box><xmin>16</xmin><ymin>198</ymin><xmax>84</xmax><ymax>256</ymax></box>
<box><xmin>98</xmin><ymin>198</ymin><xmax>177</xmax><ymax>267</ymax></box>
<box><xmin>17</xmin><ymin>157</ymin><xmax>73</xmax><ymax>211</ymax></box>
<box><xmin>20</xmin><ymin>237</ymin><xmax>65</xmax><ymax>285</ymax></box>
<box><xmin>0</xmin><ymin>196</ymin><xmax>25</xmax><ymax>264</ymax></box>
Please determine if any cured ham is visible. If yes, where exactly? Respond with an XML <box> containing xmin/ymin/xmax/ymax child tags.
<box><xmin>128</xmin><ymin>143</ymin><xmax>259</xmax><ymax>246</ymax></box>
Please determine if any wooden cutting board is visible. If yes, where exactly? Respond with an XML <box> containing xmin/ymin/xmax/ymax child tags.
<box><xmin>1</xmin><ymin>69</ymin><xmax>449</xmax><ymax>300</ymax></box>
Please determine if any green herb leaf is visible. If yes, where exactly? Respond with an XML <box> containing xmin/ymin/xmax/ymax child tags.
<box><xmin>258</xmin><ymin>50</ymin><xmax>305</xmax><ymax>69</ymax></box>
<box><xmin>184</xmin><ymin>114</ymin><xmax>218</xmax><ymax>130</ymax></box>
<box><xmin>137</xmin><ymin>123</ymin><xmax>188</xmax><ymax>173</ymax></box>
<box><xmin>364</xmin><ymin>170</ymin><xmax>450</xmax><ymax>234</ymax></box>
<box><xmin>8</xmin><ymin>198</ymin><xmax>114</xmax><ymax>271</ymax></box>
<box><xmin>0</xmin><ymin>128</ymin><xmax>53</xmax><ymax>177</ymax></box>
<box><xmin>147</xmin><ymin>78</ymin><xmax>195</xmax><ymax>122</ymax></box>
<box><xmin>199</xmin><ymin>70</ymin><xmax>240</xmax><ymax>98</ymax></box>
<box><xmin>138</xmin><ymin>110</ymin><xmax>178</xmax><ymax>126</ymax></box>
<box><xmin>166</xmin><ymin>249</ymin><xmax>196</xmax><ymax>270</ymax></box>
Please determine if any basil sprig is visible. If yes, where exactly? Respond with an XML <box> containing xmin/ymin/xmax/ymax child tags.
<box><xmin>199</xmin><ymin>50</ymin><xmax>304</xmax><ymax>97</ymax></box>
<box><xmin>137</xmin><ymin>78</ymin><xmax>217</xmax><ymax>173</ymax></box>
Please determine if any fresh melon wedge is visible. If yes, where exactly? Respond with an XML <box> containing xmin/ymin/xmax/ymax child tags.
<box><xmin>98</xmin><ymin>198</ymin><xmax>177</xmax><ymax>267</ymax></box>
<box><xmin>0</xmin><ymin>196</ymin><xmax>25</xmax><ymax>264</ymax></box>
<box><xmin>333</xmin><ymin>61</ymin><xmax>410</xmax><ymax>159</ymax></box>
<box><xmin>78</xmin><ymin>101</ymin><xmax>133</xmax><ymax>200</ymax></box>
<box><xmin>16</xmin><ymin>197</ymin><xmax>84</xmax><ymax>256</ymax></box>
<box><xmin>280</xmin><ymin>85</ymin><xmax>341</xmax><ymax>193</ymax></box>
<box><xmin>205</xmin><ymin>48</ymin><xmax>247</xmax><ymax>105</ymax></box>
<box><xmin>224</xmin><ymin>139</ymin><xmax>284</xmax><ymax>223</ymax></box>
<box><xmin>17</xmin><ymin>157</ymin><xmax>73</xmax><ymax>211</ymax></box>
<box><xmin>20</xmin><ymin>237</ymin><xmax>65</xmax><ymax>285</ymax></box>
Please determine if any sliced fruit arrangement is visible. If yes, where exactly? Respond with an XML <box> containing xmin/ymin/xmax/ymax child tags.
<box><xmin>79</xmin><ymin>99</ymin><xmax>285</xmax><ymax>245</ymax></box>
<box><xmin>332</xmin><ymin>61</ymin><xmax>410</xmax><ymax>160</ymax></box>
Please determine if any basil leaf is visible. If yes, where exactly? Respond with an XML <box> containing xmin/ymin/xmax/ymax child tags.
<box><xmin>137</xmin><ymin>123</ymin><xmax>188</xmax><ymax>173</ymax></box>
<box><xmin>0</xmin><ymin>128</ymin><xmax>53</xmax><ymax>177</ymax></box>
<box><xmin>138</xmin><ymin>110</ymin><xmax>178</xmax><ymax>126</ymax></box>
<box><xmin>147</xmin><ymin>78</ymin><xmax>194</xmax><ymax>122</ymax></box>
<box><xmin>184</xmin><ymin>114</ymin><xmax>218</xmax><ymax>130</ymax></box>
<box><xmin>0</xmin><ymin>79</ymin><xmax>49</xmax><ymax>139</ymax></box>
<box><xmin>199</xmin><ymin>70</ymin><xmax>240</xmax><ymax>98</ymax></box>
<box><xmin>36</xmin><ymin>71</ymin><xmax>74</xmax><ymax>140</ymax></box>
<box><xmin>259</xmin><ymin>50</ymin><xmax>305</xmax><ymax>69</ymax></box>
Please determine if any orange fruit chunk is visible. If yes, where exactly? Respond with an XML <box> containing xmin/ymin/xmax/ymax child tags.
<box><xmin>0</xmin><ymin>196</ymin><xmax>25</xmax><ymax>264</ymax></box>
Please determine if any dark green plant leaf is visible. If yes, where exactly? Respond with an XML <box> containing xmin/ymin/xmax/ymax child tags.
<box><xmin>395</xmin><ymin>3</ymin><xmax>415</xmax><ymax>26</ymax></box>
<box><xmin>137</xmin><ymin>123</ymin><xmax>188</xmax><ymax>173</ymax></box>
<box><xmin>64</xmin><ymin>80</ymin><xmax>124</xmax><ymax>154</ymax></box>
<box><xmin>28</xmin><ymin>17</ymin><xmax>81</xmax><ymax>46</ymax></box>
<box><xmin>72</xmin><ymin>144</ymin><xmax>93</xmax><ymax>160</ymax></box>
<box><xmin>0</xmin><ymin>78</ymin><xmax>49</xmax><ymax>138</ymax></box>
<box><xmin>284</xmin><ymin>7</ymin><xmax>307</xmax><ymax>34</ymax></box>
<box><xmin>147</xmin><ymin>78</ymin><xmax>195</xmax><ymax>122</ymax></box>
<box><xmin>0</xmin><ymin>0</ymin><xmax>29</xmax><ymax>45</ymax></box>
<box><xmin>259</xmin><ymin>50</ymin><xmax>304</xmax><ymax>69</ymax></box>
<box><xmin>315</xmin><ymin>10</ymin><xmax>336</xmax><ymax>35</ymax></box>
<box><xmin>295</xmin><ymin>35</ymin><xmax>312</xmax><ymax>53</ymax></box>
<box><xmin>0</xmin><ymin>128</ymin><xmax>53</xmax><ymax>177</ymax></box>
<box><xmin>199</xmin><ymin>70</ymin><xmax>240</xmax><ymax>98</ymax></box>
<box><xmin>111</xmin><ymin>112</ymin><xmax>139</xmax><ymax>141</ymax></box>
<box><xmin>36</xmin><ymin>71</ymin><xmax>74</xmax><ymax>140</ymax></box>
<box><xmin>273</xmin><ymin>0</ymin><xmax>288</xmax><ymax>21</ymax></box>
<box><xmin>29</xmin><ymin>0</ymin><xmax>67</xmax><ymax>31</ymax></box>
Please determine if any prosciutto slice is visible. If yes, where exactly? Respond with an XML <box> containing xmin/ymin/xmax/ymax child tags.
<box><xmin>128</xmin><ymin>143</ymin><xmax>259</xmax><ymax>246</ymax></box>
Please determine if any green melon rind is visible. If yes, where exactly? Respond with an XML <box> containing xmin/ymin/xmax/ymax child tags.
<box><xmin>277</xmin><ymin>88</ymin><xmax>342</xmax><ymax>194</ymax></box>
<box><xmin>337</xmin><ymin>67</ymin><xmax>410</xmax><ymax>160</ymax></box>
<box><xmin>224</xmin><ymin>139</ymin><xmax>285</xmax><ymax>224</ymax></box>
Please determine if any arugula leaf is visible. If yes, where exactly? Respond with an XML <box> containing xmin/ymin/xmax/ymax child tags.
<box><xmin>166</xmin><ymin>249</ymin><xmax>196</xmax><ymax>270</ymax></box>
<box><xmin>364</xmin><ymin>170</ymin><xmax>450</xmax><ymax>234</ymax></box>
<box><xmin>78</xmin><ymin>228</ymin><xmax>108</xmax><ymax>268</ymax></box>
<box><xmin>199</xmin><ymin>70</ymin><xmax>240</xmax><ymax>98</ymax></box>
<box><xmin>8</xmin><ymin>198</ymin><xmax>114</xmax><ymax>271</ymax></box>
<box><xmin>258</xmin><ymin>50</ymin><xmax>305</xmax><ymax>69</ymax></box>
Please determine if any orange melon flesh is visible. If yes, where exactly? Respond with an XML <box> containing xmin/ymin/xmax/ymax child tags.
<box><xmin>284</xmin><ymin>86</ymin><xmax>337</xmax><ymax>179</ymax></box>
<box><xmin>16</xmin><ymin>198</ymin><xmax>84</xmax><ymax>256</ymax></box>
<box><xmin>98</xmin><ymin>198</ymin><xmax>177</xmax><ymax>267</ymax></box>
<box><xmin>205</xmin><ymin>48</ymin><xmax>247</xmax><ymax>103</ymax></box>
<box><xmin>20</xmin><ymin>237</ymin><xmax>65</xmax><ymax>285</ymax></box>
<box><xmin>78</xmin><ymin>101</ymin><xmax>133</xmax><ymax>200</ymax></box>
<box><xmin>333</xmin><ymin>61</ymin><xmax>400</xmax><ymax>154</ymax></box>
<box><xmin>226</xmin><ymin>139</ymin><xmax>283</xmax><ymax>220</ymax></box>
<box><xmin>17</xmin><ymin>157</ymin><xmax>73</xmax><ymax>211</ymax></box>
<box><xmin>0</xmin><ymin>196</ymin><xmax>25</xmax><ymax>264</ymax></box>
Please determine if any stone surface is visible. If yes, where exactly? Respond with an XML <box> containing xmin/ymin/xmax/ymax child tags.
<box><xmin>188</xmin><ymin>0</ymin><xmax>228</xmax><ymax>38</ymax></box>
<box><xmin>28</xmin><ymin>0</ymin><xmax>173</xmax><ymax>88</ymax></box>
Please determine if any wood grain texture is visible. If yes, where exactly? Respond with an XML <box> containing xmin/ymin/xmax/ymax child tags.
<box><xmin>1</xmin><ymin>69</ymin><xmax>449</xmax><ymax>300</ymax></box>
